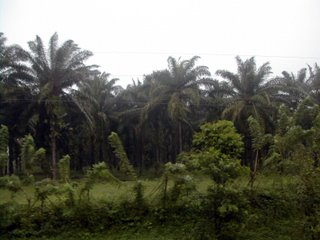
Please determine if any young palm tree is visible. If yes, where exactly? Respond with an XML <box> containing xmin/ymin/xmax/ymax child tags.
<box><xmin>21</xmin><ymin>33</ymin><xmax>96</xmax><ymax>179</ymax></box>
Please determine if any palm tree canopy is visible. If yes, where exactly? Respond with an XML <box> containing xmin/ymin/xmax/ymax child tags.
<box><xmin>142</xmin><ymin>56</ymin><xmax>212</xmax><ymax>123</ymax></box>
<box><xmin>21</xmin><ymin>32</ymin><xmax>97</xmax><ymax>97</ymax></box>
<box><xmin>216</xmin><ymin>56</ymin><xmax>276</xmax><ymax>130</ymax></box>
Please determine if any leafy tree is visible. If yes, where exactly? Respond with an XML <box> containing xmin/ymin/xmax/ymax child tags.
<box><xmin>192</xmin><ymin>120</ymin><xmax>243</xmax><ymax>159</ymax></box>
<box><xmin>179</xmin><ymin>120</ymin><xmax>247</xmax><ymax>185</ymax></box>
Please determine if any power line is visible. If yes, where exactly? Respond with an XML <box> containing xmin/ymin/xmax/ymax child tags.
<box><xmin>93</xmin><ymin>51</ymin><xmax>320</xmax><ymax>60</ymax></box>
<box><xmin>0</xmin><ymin>99</ymin><xmax>224</xmax><ymax>106</ymax></box>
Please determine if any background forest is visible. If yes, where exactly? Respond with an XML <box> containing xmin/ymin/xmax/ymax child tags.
<box><xmin>1</xmin><ymin>33</ymin><xmax>320</xmax><ymax>239</ymax></box>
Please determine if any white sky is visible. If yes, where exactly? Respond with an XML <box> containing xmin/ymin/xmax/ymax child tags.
<box><xmin>1</xmin><ymin>0</ymin><xmax>320</xmax><ymax>87</ymax></box>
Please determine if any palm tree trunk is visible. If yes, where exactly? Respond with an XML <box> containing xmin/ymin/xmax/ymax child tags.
<box><xmin>51</xmin><ymin>134</ymin><xmax>57</xmax><ymax>180</ymax></box>
<box><xmin>249</xmin><ymin>150</ymin><xmax>259</xmax><ymax>189</ymax></box>
<box><xmin>178</xmin><ymin>121</ymin><xmax>182</xmax><ymax>153</ymax></box>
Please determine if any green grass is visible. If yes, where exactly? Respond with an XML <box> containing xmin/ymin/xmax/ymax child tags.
<box><xmin>0</xmin><ymin>176</ymin><xmax>214</xmax><ymax>205</ymax></box>
<box><xmin>0</xmin><ymin>173</ymin><xmax>300</xmax><ymax>205</ymax></box>
<box><xmin>0</xmin><ymin>173</ymin><xmax>304</xmax><ymax>240</ymax></box>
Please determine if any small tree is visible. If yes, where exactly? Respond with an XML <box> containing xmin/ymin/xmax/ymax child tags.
<box><xmin>108</xmin><ymin>132</ymin><xmax>136</xmax><ymax>180</ymax></box>
<box><xmin>247</xmin><ymin>116</ymin><xmax>272</xmax><ymax>188</ymax></box>
<box><xmin>178</xmin><ymin>121</ymin><xmax>249</xmax><ymax>239</ymax></box>
<box><xmin>179</xmin><ymin>120</ymin><xmax>247</xmax><ymax>185</ymax></box>
<box><xmin>0</xmin><ymin>125</ymin><xmax>9</xmax><ymax>175</ymax></box>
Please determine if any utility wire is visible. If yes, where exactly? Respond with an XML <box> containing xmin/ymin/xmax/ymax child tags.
<box><xmin>93</xmin><ymin>51</ymin><xmax>320</xmax><ymax>60</ymax></box>
<box><xmin>1</xmin><ymin>99</ymin><xmax>226</xmax><ymax>106</ymax></box>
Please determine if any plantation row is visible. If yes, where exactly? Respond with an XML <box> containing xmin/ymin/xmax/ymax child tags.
<box><xmin>1</xmin><ymin>32</ymin><xmax>320</xmax><ymax>178</ymax></box>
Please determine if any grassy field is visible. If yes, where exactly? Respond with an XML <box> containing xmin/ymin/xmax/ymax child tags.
<box><xmin>0</xmin><ymin>174</ymin><xmax>216</xmax><ymax>205</ymax></box>
<box><xmin>0</xmin><ymin>173</ymin><xmax>304</xmax><ymax>240</ymax></box>
<box><xmin>0</xmin><ymin>173</ymin><xmax>300</xmax><ymax>205</ymax></box>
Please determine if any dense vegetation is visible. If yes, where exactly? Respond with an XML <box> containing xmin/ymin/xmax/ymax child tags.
<box><xmin>1</xmin><ymin>32</ymin><xmax>320</xmax><ymax>239</ymax></box>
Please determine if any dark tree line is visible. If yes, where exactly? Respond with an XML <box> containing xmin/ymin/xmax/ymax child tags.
<box><xmin>1</xmin><ymin>32</ymin><xmax>320</xmax><ymax>178</ymax></box>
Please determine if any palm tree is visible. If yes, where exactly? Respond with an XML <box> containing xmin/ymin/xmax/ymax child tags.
<box><xmin>74</xmin><ymin>72</ymin><xmax>121</xmax><ymax>164</ymax></box>
<box><xmin>216</xmin><ymin>56</ymin><xmax>278</xmax><ymax>166</ymax></box>
<box><xmin>0</xmin><ymin>33</ymin><xmax>33</xmax><ymax>174</ymax></box>
<box><xmin>0</xmin><ymin>33</ymin><xmax>30</xmax><ymax>85</ymax></box>
<box><xmin>308</xmin><ymin>63</ymin><xmax>320</xmax><ymax>103</ymax></box>
<box><xmin>142</xmin><ymin>56</ymin><xmax>211</xmax><ymax>154</ymax></box>
<box><xmin>275</xmin><ymin>68</ymin><xmax>310</xmax><ymax>108</ymax></box>
<box><xmin>21</xmin><ymin>33</ymin><xmax>96</xmax><ymax>179</ymax></box>
<box><xmin>216</xmin><ymin>56</ymin><xmax>277</xmax><ymax>131</ymax></box>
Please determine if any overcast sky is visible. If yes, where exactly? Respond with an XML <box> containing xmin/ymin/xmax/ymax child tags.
<box><xmin>1</xmin><ymin>0</ymin><xmax>320</xmax><ymax>86</ymax></box>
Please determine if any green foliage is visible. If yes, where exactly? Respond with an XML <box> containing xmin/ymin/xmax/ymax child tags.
<box><xmin>133</xmin><ymin>181</ymin><xmax>147</xmax><ymax>209</ymax></box>
<box><xmin>179</xmin><ymin>121</ymin><xmax>247</xmax><ymax>185</ymax></box>
<box><xmin>20</xmin><ymin>134</ymin><xmax>35</xmax><ymax>175</ymax></box>
<box><xmin>265</xmin><ymin>102</ymin><xmax>320</xmax><ymax>173</ymax></box>
<box><xmin>163</xmin><ymin>162</ymin><xmax>195</xmax><ymax>204</ymax></box>
<box><xmin>294</xmin><ymin>97</ymin><xmax>319</xmax><ymax>130</ymax></box>
<box><xmin>58</xmin><ymin>155</ymin><xmax>70</xmax><ymax>183</ymax></box>
<box><xmin>0</xmin><ymin>124</ymin><xmax>9</xmax><ymax>175</ymax></box>
<box><xmin>192</xmin><ymin>120</ymin><xmax>244</xmax><ymax>159</ymax></box>
<box><xmin>299</xmin><ymin>167</ymin><xmax>320</xmax><ymax>239</ymax></box>
<box><xmin>81</xmin><ymin>162</ymin><xmax>120</xmax><ymax>201</ymax></box>
<box><xmin>0</xmin><ymin>175</ymin><xmax>22</xmax><ymax>194</ymax></box>
<box><xmin>20</xmin><ymin>134</ymin><xmax>46</xmax><ymax>176</ymax></box>
<box><xmin>247</xmin><ymin>116</ymin><xmax>272</xmax><ymax>152</ymax></box>
<box><xmin>33</xmin><ymin>148</ymin><xmax>47</xmax><ymax>174</ymax></box>
<box><xmin>108</xmin><ymin>132</ymin><xmax>136</xmax><ymax>180</ymax></box>
<box><xmin>276</xmin><ymin>104</ymin><xmax>293</xmax><ymax>136</ymax></box>
<box><xmin>34</xmin><ymin>178</ymin><xmax>59</xmax><ymax>209</ymax></box>
<box><xmin>204</xmin><ymin>185</ymin><xmax>249</xmax><ymax>239</ymax></box>
<box><xmin>247</xmin><ymin>116</ymin><xmax>273</xmax><ymax>187</ymax></box>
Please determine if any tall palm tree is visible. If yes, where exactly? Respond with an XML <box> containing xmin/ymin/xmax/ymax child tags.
<box><xmin>0</xmin><ymin>33</ymin><xmax>33</xmax><ymax>174</ymax></box>
<box><xmin>74</xmin><ymin>72</ymin><xmax>121</xmax><ymax>164</ymax></box>
<box><xmin>21</xmin><ymin>33</ymin><xmax>96</xmax><ymax>179</ymax></box>
<box><xmin>142</xmin><ymin>56</ymin><xmax>211</xmax><ymax>154</ymax></box>
<box><xmin>216</xmin><ymin>56</ymin><xmax>277</xmax><ymax>131</ymax></box>
<box><xmin>216</xmin><ymin>56</ymin><xmax>278</xmax><ymax>166</ymax></box>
